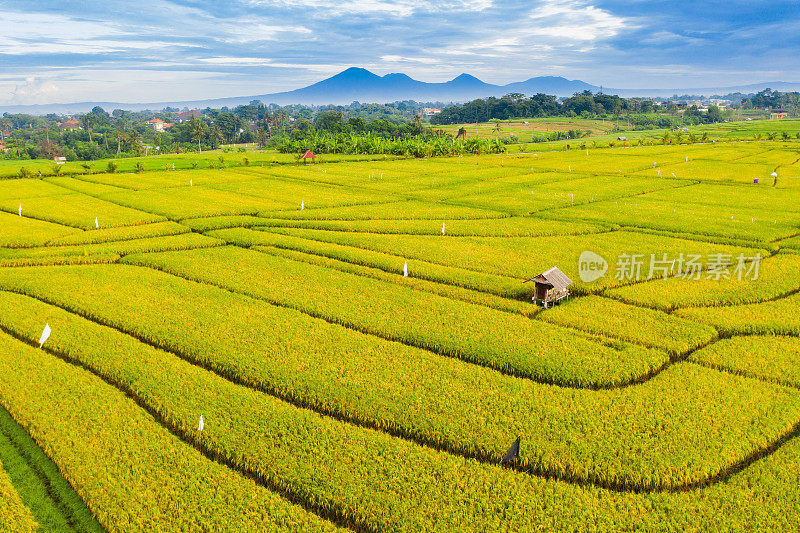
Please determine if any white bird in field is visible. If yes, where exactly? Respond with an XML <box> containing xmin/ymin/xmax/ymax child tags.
<box><xmin>39</xmin><ymin>323</ymin><xmax>51</xmax><ymax>348</ymax></box>
<box><xmin>198</xmin><ymin>415</ymin><xmax>204</xmax><ymax>432</ymax></box>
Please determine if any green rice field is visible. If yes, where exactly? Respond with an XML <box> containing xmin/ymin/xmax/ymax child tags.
<box><xmin>2</xmin><ymin>134</ymin><xmax>800</xmax><ymax>530</ymax></box>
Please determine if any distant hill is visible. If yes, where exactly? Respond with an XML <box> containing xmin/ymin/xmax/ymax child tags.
<box><xmin>1</xmin><ymin>67</ymin><xmax>799</xmax><ymax>115</ymax></box>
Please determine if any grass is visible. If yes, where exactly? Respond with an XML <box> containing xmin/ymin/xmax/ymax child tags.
<box><xmin>0</xmin><ymin>404</ymin><xmax>102</xmax><ymax>532</ymax></box>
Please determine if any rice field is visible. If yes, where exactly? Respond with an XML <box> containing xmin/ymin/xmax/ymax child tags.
<box><xmin>1</xmin><ymin>137</ymin><xmax>800</xmax><ymax>530</ymax></box>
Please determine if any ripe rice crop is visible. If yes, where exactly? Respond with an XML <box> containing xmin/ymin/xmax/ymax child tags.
<box><xmin>240</xmin><ymin>215</ymin><xmax>609</xmax><ymax>237</ymax></box>
<box><xmin>779</xmin><ymin>234</ymin><xmax>800</xmax><ymax>250</ymax></box>
<box><xmin>0</xmin><ymin>211</ymin><xmax>78</xmax><ymax>247</ymax></box>
<box><xmin>607</xmin><ymin>252</ymin><xmax>800</xmax><ymax>310</ymax></box>
<box><xmin>205</xmin><ymin>175</ymin><xmax>388</xmax><ymax>209</ymax></box>
<box><xmin>0</xmin><ymin>179</ymin><xmax>66</xmax><ymax>202</ymax></box>
<box><xmin>637</xmin><ymin>182</ymin><xmax>800</xmax><ymax>215</ymax></box>
<box><xmin>1</xmin><ymin>192</ymin><xmax>164</xmax><ymax>229</ymax></box>
<box><xmin>259</xmin><ymin>227</ymin><xmax>766</xmax><ymax>292</ymax></box>
<box><xmin>689</xmin><ymin>335</ymin><xmax>800</xmax><ymax>387</ymax></box>
<box><xmin>675</xmin><ymin>292</ymin><xmax>800</xmax><ymax>336</ymax></box>
<box><xmin>541</xmin><ymin>195</ymin><xmax>800</xmax><ymax>242</ymax></box>
<box><xmin>631</xmin><ymin>160</ymin><xmax>774</xmax><ymax>185</ymax></box>
<box><xmin>264</xmin><ymin>199</ymin><xmax>505</xmax><ymax>220</ymax></box>
<box><xmin>43</xmin><ymin>175</ymin><xmax>130</xmax><ymax>197</ymax></box>
<box><xmin>449</xmin><ymin>175</ymin><xmax>690</xmax><ymax>215</ymax></box>
<box><xmin>0</xmin><ymin>233</ymin><xmax>221</xmax><ymax>267</ymax></box>
<box><xmin>0</xmin><ymin>284</ymin><xmax>796</xmax><ymax>495</ymax></box>
<box><xmin>0</xmin><ymin>332</ymin><xmax>337</xmax><ymax>532</ymax></box>
<box><xmin>540</xmin><ymin>295</ymin><xmax>717</xmax><ymax>355</ymax></box>
<box><xmin>0</xmin><ymin>464</ymin><xmax>37</xmax><ymax>532</ymax></box>
<box><xmin>124</xmin><ymin>245</ymin><xmax>665</xmax><ymax>386</ymax></box>
<box><xmin>46</xmin><ymin>220</ymin><xmax>190</xmax><ymax>246</ymax></box>
<box><xmin>3</xmin><ymin>143</ymin><xmax>800</xmax><ymax>528</ymax></box>
<box><xmin>258</xmin><ymin>245</ymin><xmax>536</xmax><ymax>316</ymax></box>
<box><xmin>76</xmin><ymin>168</ymin><xmax>258</xmax><ymax>190</ymax></box>
<box><xmin>101</xmin><ymin>186</ymin><xmax>288</xmax><ymax>220</ymax></box>
<box><xmin>208</xmin><ymin>227</ymin><xmax>528</xmax><ymax>298</ymax></box>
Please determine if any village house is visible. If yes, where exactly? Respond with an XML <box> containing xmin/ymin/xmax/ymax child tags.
<box><xmin>173</xmin><ymin>110</ymin><xmax>204</xmax><ymax>123</ymax></box>
<box><xmin>146</xmin><ymin>118</ymin><xmax>174</xmax><ymax>132</ymax></box>
<box><xmin>58</xmin><ymin>120</ymin><xmax>81</xmax><ymax>131</ymax></box>
<box><xmin>422</xmin><ymin>107</ymin><xmax>441</xmax><ymax>117</ymax></box>
<box><xmin>770</xmin><ymin>110</ymin><xmax>789</xmax><ymax>120</ymax></box>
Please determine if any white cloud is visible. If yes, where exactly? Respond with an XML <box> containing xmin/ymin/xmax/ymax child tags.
<box><xmin>525</xmin><ymin>1</ymin><xmax>629</xmax><ymax>41</ymax></box>
<box><xmin>10</xmin><ymin>77</ymin><xmax>59</xmax><ymax>104</ymax></box>
<box><xmin>242</xmin><ymin>0</ymin><xmax>492</xmax><ymax>17</ymax></box>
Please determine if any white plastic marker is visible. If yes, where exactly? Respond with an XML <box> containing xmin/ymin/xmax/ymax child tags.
<box><xmin>441</xmin><ymin>222</ymin><xmax>446</xmax><ymax>236</ymax></box>
<box><xmin>18</xmin><ymin>205</ymin><xmax>22</xmax><ymax>216</ymax></box>
<box><xmin>586</xmin><ymin>150</ymin><xmax>589</xmax><ymax>156</ymax></box>
<box><xmin>403</xmin><ymin>261</ymin><xmax>408</xmax><ymax>277</ymax></box>
<box><xmin>198</xmin><ymin>415</ymin><xmax>204</xmax><ymax>433</ymax></box>
<box><xmin>39</xmin><ymin>323</ymin><xmax>51</xmax><ymax>348</ymax></box>
<box><xmin>301</xmin><ymin>200</ymin><xmax>305</xmax><ymax>210</ymax></box>
<box><xmin>95</xmin><ymin>217</ymin><xmax>99</xmax><ymax>229</ymax></box>
<box><xmin>190</xmin><ymin>179</ymin><xmax>193</xmax><ymax>187</ymax></box>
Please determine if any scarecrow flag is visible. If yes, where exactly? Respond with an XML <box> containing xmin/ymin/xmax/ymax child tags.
<box><xmin>95</xmin><ymin>217</ymin><xmax>99</xmax><ymax>229</ymax></box>
<box><xmin>39</xmin><ymin>323</ymin><xmax>51</xmax><ymax>348</ymax></box>
<box><xmin>18</xmin><ymin>205</ymin><xmax>22</xmax><ymax>216</ymax></box>
<box><xmin>190</xmin><ymin>179</ymin><xmax>193</xmax><ymax>187</ymax></box>
<box><xmin>301</xmin><ymin>200</ymin><xmax>305</xmax><ymax>211</ymax></box>
<box><xmin>502</xmin><ymin>436</ymin><xmax>520</xmax><ymax>464</ymax></box>
<box><xmin>198</xmin><ymin>415</ymin><xmax>205</xmax><ymax>433</ymax></box>
<box><xmin>441</xmin><ymin>222</ymin><xmax>446</xmax><ymax>236</ymax></box>
<box><xmin>403</xmin><ymin>261</ymin><xmax>408</xmax><ymax>277</ymax></box>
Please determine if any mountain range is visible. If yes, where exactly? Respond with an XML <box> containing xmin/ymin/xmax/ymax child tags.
<box><xmin>2</xmin><ymin>67</ymin><xmax>799</xmax><ymax>115</ymax></box>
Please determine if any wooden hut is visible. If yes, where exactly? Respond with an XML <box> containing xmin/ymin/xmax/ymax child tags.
<box><xmin>525</xmin><ymin>267</ymin><xmax>572</xmax><ymax>308</ymax></box>
<box><xmin>301</xmin><ymin>150</ymin><xmax>317</xmax><ymax>164</ymax></box>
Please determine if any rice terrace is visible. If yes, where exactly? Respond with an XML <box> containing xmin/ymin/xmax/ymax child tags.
<box><xmin>1</xmin><ymin>122</ymin><xmax>800</xmax><ymax>530</ymax></box>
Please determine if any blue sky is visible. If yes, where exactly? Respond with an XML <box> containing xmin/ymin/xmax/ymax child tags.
<box><xmin>1</xmin><ymin>0</ymin><xmax>799</xmax><ymax>105</ymax></box>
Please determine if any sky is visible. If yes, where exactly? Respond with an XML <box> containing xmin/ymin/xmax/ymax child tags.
<box><xmin>1</xmin><ymin>0</ymin><xmax>799</xmax><ymax>105</ymax></box>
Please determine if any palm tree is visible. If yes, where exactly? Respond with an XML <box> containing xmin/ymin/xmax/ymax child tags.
<box><xmin>190</xmin><ymin>116</ymin><xmax>205</xmax><ymax>152</ymax></box>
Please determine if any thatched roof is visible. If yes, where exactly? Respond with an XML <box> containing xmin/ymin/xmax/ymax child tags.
<box><xmin>525</xmin><ymin>266</ymin><xmax>572</xmax><ymax>292</ymax></box>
